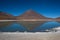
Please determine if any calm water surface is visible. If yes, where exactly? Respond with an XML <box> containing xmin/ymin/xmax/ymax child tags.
<box><xmin>0</xmin><ymin>21</ymin><xmax>60</xmax><ymax>32</ymax></box>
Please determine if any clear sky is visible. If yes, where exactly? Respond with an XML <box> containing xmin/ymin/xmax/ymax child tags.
<box><xmin>0</xmin><ymin>0</ymin><xmax>60</xmax><ymax>18</ymax></box>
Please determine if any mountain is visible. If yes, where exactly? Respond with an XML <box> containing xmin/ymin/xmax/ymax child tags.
<box><xmin>56</xmin><ymin>17</ymin><xmax>60</xmax><ymax>19</ymax></box>
<box><xmin>0</xmin><ymin>11</ymin><xmax>12</xmax><ymax>16</ymax></box>
<box><xmin>55</xmin><ymin>17</ymin><xmax>60</xmax><ymax>23</ymax></box>
<box><xmin>0</xmin><ymin>11</ymin><xmax>15</xmax><ymax>20</ymax></box>
<box><xmin>17</xmin><ymin>10</ymin><xmax>47</xmax><ymax>19</ymax></box>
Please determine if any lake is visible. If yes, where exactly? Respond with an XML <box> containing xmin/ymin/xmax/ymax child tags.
<box><xmin>0</xmin><ymin>21</ymin><xmax>60</xmax><ymax>32</ymax></box>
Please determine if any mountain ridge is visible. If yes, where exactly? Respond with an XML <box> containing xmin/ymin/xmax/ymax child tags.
<box><xmin>0</xmin><ymin>11</ymin><xmax>15</xmax><ymax>20</ymax></box>
<box><xmin>17</xmin><ymin>10</ymin><xmax>47</xmax><ymax>19</ymax></box>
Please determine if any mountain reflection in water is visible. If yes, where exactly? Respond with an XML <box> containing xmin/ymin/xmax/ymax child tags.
<box><xmin>17</xmin><ymin>21</ymin><xmax>46</xmax><ymax>30</ymax></box>
<box><xmin>0</xmin><ymin>21</ymin><xmax>60</xmax><ymax>32</ymax></box>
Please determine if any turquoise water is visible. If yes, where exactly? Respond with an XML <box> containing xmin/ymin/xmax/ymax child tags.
<box><xmin>0</xmin><ymin>21</ymin><xmax>60</xmax><ymax>32</ymax></box>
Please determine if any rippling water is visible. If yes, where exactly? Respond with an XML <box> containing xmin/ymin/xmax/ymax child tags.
<box><xmin>0</xmin><ymin>21</ymin><xmax>60</xmax><ymax>32</ymax></box>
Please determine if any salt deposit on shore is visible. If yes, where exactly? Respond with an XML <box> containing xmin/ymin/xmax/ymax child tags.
<box><xmin>0</xmin><ymin>32</ymin><xmax>60</xmax><ymax>40</ymax></box>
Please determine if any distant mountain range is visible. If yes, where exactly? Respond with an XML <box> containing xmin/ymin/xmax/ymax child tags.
<box><xmin>0</xmin><ymin>10</ymin><xmax>60</xmax><ymax>20</ymax></box>
<box><xmin>0</xmin><ymin>11</ymin><xmax>15</xmax><ymax>20</ymax></box>
<box><xmin>56</xmin><ymin>17</ymin><xmax>60</xmax><ymax>19</ymax></box>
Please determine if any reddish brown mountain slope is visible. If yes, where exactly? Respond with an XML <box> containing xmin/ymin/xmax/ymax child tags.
<box><xmin>0</xmin><ymin>11</ymin><xmax>15</xmax><ymax>20</ymax></box>
<box><xmin>18</xmin><ymin>10</ymin><xmax>47</xmax><ymax>19</ymax></box>
<box><xmin>56</xmin><ymin>17</ymin><xmax>60</xmax><ymax>19</ymax></box>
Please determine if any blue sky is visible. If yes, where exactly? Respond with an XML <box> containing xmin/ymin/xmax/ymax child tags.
<box><xmin>0</xmin><ymin>0</ymin><xmax>60</xmax><ymax>18</ymax></box>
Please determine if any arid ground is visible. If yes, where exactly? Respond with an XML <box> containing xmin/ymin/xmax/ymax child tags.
<box><xmin>0</xmin><ymin>32</ymin><xmax>60</xmax><ymax>40</ymax></box>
